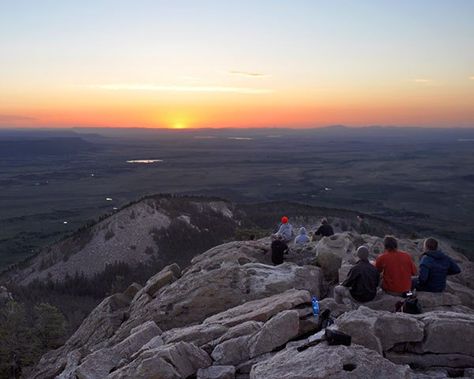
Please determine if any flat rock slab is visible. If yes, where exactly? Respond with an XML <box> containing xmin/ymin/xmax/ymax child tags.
<box><xmin>250</xmin><ymin>343</ymin><xmax>412</xmax><ymax>379</ymax></box>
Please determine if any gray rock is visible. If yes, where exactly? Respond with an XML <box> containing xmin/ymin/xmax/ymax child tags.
<box><xmin>250</xmin><ymin>343</ymin><xmax>412</xmax><ymax>379</ymax></box>
<box><xmin>140</xmin><ymin>262</ymin><xmax>322</xmax><ymax>331</ymax></box>
<box><xmin>162</xmin><ymin>323</ymin><xmax>229</xmax><ymax>346</ymax></box>
<box><xmin>235</xmin><ymin>353</ymin><xmax>274</xmax><ymax>375</ymax></box>
<box><xmin>65</xmin><ymin>292</ymin><xmax>131</xmax><ymax>353</ymax></box>
<box><xmin>211</xmin><ymin>310</ymin><xmax>301</xmax><ymax>366</ymax></box>
<box><xmin>419</xmin><ymin>311</ymin><xmax>474</xmax><ymax>355</ymax></box>
<box><xmin>319</xmin><ymin>297</ymin><xmax>351</xmax><ymax>317</ymax></box>
<box><xmin>204</xmin><ymin>289</ymin><xmax>311</xmax><ymax>327</ymax></box>
<box><xmin>315</xmin><ymin>249</ymin><xmax>342</xmax><ymax>283</ymax></box>
<box><xmin>107</xmin><ymin>341</ymin><xmax>212</xmax><ymax>379</ymax></box>
<box><xmin>416</xmin><ymin>291</ymin><xmax>462</xmax><ymax>311</ymax></box>
<box><xmin>315</xmin><ymin>234</ymin><xmax>356</xmax><ymax>264</ymax></box>
<box><xmin>76</xmin><ymin>320</ymin><xmax>161</xmax><ymax>379</ymax></box>
<box><xmin>211</xmin><ymin>335</ymin><xmax>252</xmax><ymax>366</ymax></box>
<box><xmin>56</xmin><ymin>350</ymin><xmax>82</xmax><ymax>379</ymax></box>
<box><xmin>208</xmin><ymin>321</ymin><xmax>263</xmax><ymax>349</ymax></box>
<box><xmin>386</xmin><ymin>351</ymin><xmax>474</xmax><ymax>370</ymax></box>
<box><xmin>446</xmin><ymin>280</ymin><xmax>474</xmax><ymax>309</ymax></box>
<box><xmin>122</xmin><ymin>283</ymin><xmax>142</xmax><ymax>299</ymax></box>
<box><xmin>143</xmin><ymin>264</ymin><xmax>180</xmax><ymax>297</ymax></box>
<box><xmin>248</xmin><ymin>310</ymin><xmax>300</xmax><ymax>358</ymax></box>
<box><xmin>197</xmin><ymin>365</ymin><xmax>236</xmax><ymax>379</ymax></box>
<box><xmin>335</xmin><ymin>307</ymin><xmax>424</xmax><ymax>353</ymax></box>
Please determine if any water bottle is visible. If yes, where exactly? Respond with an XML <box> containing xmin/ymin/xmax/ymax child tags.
<box><xmin>311</xmin><ymin>295</ymin><xmax>320</xmax><ymax>319</ymax></box>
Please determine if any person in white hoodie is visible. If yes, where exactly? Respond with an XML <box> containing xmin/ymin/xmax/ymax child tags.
<box><xmin>295</xmin><ymin>227</ymin><xmax>310</xmax><ymax>245</ymax></box>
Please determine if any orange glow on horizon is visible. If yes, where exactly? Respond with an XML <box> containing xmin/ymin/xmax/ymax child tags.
<box><xmin>1</xmin><ymin>82</ymin><xmax>474</xmax><ymax>129</ymax></box>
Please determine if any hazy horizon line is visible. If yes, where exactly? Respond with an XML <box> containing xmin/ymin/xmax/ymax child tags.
<box><xmin>1</xmin><ymin>124</ymin><xmax>474</xmax><ymax>132</ymax></box>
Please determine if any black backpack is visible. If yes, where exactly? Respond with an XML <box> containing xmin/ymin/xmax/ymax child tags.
<box><xmin>395</xmin><ymin>296</ymin><xmax>423</xmax><ymax>314</ymax></box>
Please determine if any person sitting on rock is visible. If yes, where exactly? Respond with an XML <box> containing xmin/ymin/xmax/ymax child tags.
<box><xmin>271</xmin><ymin>234</ymin><xmax>289</xmax><ymax>265</ymax></box>
<box><xmin>275</xmin><ymin>216</ymin><xmax>293</xmax><ymax>243</ymax></box>
<box><xmin>314</xmin><ymin>218</ymin><xmax>334</xmax><ymax>238</ymax></box>
<box><xmin>335</xmin><ymin>246</ymin><xmax>380</xmax><ymax>304</ymax></box>
<box><xmin>294</xmin><ymin>227</ymin><xmax>310</xmax><ymax>245</ymax></box>
<box><xmin>412</xmin><ymin>237</ymin><xmax>461</xmax><ymax>292</ymax></box>
<box><xmin>375</xmin><ymin>236</ymin><xmax>417</xmax><ymax>296</ymax></box>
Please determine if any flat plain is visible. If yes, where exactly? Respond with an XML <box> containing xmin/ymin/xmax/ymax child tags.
<box><xmin>1</xmin><ymin>126</ymin><xmax>473</xmax><ymax>268</ymax></box>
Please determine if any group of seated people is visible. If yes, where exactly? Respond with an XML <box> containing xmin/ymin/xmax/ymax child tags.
<box><xmin>271</xmin><ymin>216</ymin><xmax>334</xmax><ymax>265</ymax></box>
<box><xmin>270</xmin><ymin>216</ymin><xmax>462</xmax><ymax>302</ymax></box>
<box><xmin>335</xmin><ymin>235</ymin><xmax>461</xmax><ymax>305</ymax></box>
<box><xmin>274</xmin><ymin>216</ymin><xmax>334</xmax><ymax>244</ymax></box>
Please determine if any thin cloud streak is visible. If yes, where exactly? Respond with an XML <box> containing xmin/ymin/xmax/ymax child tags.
<box><xmin>0</xmin><ymin>114</ymin><xmax>37</xmax><ymax>122</ymax></box>
<box><xmin>413</xmin><ymin>78</ymin><xmax>433</xmax><ymax>83</ymax></box>
<box><xmin>89</xmin><ymin>84</ymin><xmax>273</xmax><ymax>94</ymax></box>
<box><xmin>229</xmin><ymin>70</ymin><xmax>267</xmax><ymax>77</ymax></box>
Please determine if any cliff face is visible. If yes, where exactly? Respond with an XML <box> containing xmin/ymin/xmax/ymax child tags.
<box><xmin>3</xmin><ymin>196</ymin><xmax>239</xmax><ymax>285</ymax></box>
<box><xmin>30</xmin><ymin>232</ymin><xmax>474</xmax><ymax>379</ymax></box>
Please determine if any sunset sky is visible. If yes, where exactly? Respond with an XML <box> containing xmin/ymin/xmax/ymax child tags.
<box><xmin>1</xmin><ymin>0</ymin><xmax>473</xmax><ymax>129</ymax></box>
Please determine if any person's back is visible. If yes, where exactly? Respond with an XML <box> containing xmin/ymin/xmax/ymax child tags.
<box><xmin>271</xmin><ymin>238</ymin><xmax>288</xmax><ymax>265</ymax></box>
<box><xmin>277</xmin><ymin>223</ymin><xmax>293</xmax><ymax>242</ymax></box>
<box><xmin>416</xmin><ymin>238</ymin><xmax>461</xmax><ymax>292</ymax></box>
<box><xmin>295</xmin><ymin>227</ymin><xmax>310</xmax><ymax>245</ymax></box>
<box><xmin>315</xmin><ymin>218</ymin><xmax>334</xmax><ymax>237</ymax></box>
<box><xmin>338</xmin><ymin>246</ymin><xmax>380</xmax><ymax>302</ymax></box>
<box><xmin>375</xmin><ymin>236</ymin><xmax>417</xmax><ymax>294</ymax></box>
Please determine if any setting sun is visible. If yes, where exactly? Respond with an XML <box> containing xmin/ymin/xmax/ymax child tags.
<box><xmin>171</xmin><ymin>122</ymin><xmax>187</xmax><ymax>129</ymax></box>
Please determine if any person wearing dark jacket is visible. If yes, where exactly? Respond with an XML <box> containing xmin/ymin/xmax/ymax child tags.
<box><xmin>335</xmin><ymin>246</ymin><xmax>380</xmax><ymax>304</ymax></box>
<box><xmin>413</xmin><ymin>238</ymin><xmax>461</xmax><ymax>292</ymax></box>
<box><xmin>314</xmin><ymin>218</ymin><xmax>334</xmax><ymax>238</ymax></box>
<box><xmin>271</xmin><ymin>235</ymin><xmax>289</xmax><ymax>265</ymax></box>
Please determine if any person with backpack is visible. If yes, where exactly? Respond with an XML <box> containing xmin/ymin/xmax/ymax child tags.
<box><xmin>335</xmin><ymin>246</ymin><xmax>380</xmax><ymax>304</ymax></box>
<box><xmin>271</xmin><ymin>234</ymin><xmax>289</xmax><ymax>265</ymax></box>
<box><xmin>275</xmin><ymin>216</ymin><xmax>293</xmax><ymax>242</ymax></box>
<box><xmin>413</xmin><ymin>237</ymin><xmax>461</xmax><ymax>292</ymax></box>
<box><xmin>375</xmin><ymin>236</ymin><xmax>417</xmax><ymax>296</ymax></box>
<box><xmin>294</xmin><ymin>227</ymin><xmax>310</xmax><ymax>245</ymax></box>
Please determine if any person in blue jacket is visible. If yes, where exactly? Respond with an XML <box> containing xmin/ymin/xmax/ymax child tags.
<box><xmin>413</xmin><ymin>238</ymin><xmax>461</xmax><ymax>292</ymax></box>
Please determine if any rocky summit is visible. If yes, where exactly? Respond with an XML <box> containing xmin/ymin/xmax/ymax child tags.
<box><xmin>30</xmin><ymin>232</ymin><xmax>474</xmax><ymax>379</ymax></box>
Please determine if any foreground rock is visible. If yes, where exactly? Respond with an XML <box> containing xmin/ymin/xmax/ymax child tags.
<box><xmin>335</xmin><ymin>307</ymin><xmax>474</xmax><ymax>369</ymax></box>
<box><xmin>250</xmin><ymin>343</ymin><xmax>412</xmax><ymax>379</ymax></box>
<box><xmin>107</xmin><ymin>342</ymin><xmax>211</xmax><ymax>379</ymax></box>
<box><xmin>30</xmin><ymin>233</ymin><xmax>474</xmax><ymax>379</ymax></box>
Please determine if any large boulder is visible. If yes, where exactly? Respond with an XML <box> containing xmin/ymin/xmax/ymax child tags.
<box><xmin>250</xmin><ymin>343</ymin><xmax>412</xmax><ymax>379</ymax></box>
<box><xmin>211</xmin><ymin>310</ymin><xmax>301</xmax><ymax>366</ymax></box>
<box><xmin>335</xmin><ymin>307</ymin><xmax>425</xmax><ymax>354</ymax></box>
<box><xmin>446</xmin><ymin>280</ymin><xmax>474</xmax><ymax>309</ymax></box>
<box><xmin>314</xmin><ymin>249</ymin><xmax>342</xmax><ymax>283</ymax></box>
<box><xmin>315</xmin><ymin>234</ymin><xmax>356</xmax><ymax>264</ymax></box>
<box><xmin>162</xmin><ymin>323</ymin><xmax>229</xmax><ymax>347</ymax></box>
<box><xmin>248</xmin><ymin>310</ymin><xmax>300</xmax><ymax>358</ymax></box>
<box><xmin>142</xmin><ymin>263</ymin><xmax>181</xmax><ymax>297</ymax></box>
<box><xmin>417</xmin><ymin>311</ymin><xmax>474</xmax><ymax>356</ymax></box>
<box><xmin>415</xmin><ymin>291</ymin><xmax>463</xmax><ymax>311</ymax></box>
<box><xmin>144</xmin><ymin>262</ymin><xmax>321</xmax><ymax>330</ymax></box>
<box><xmin>75</xmin><ymin>321</ymin><xmax>161</xmax><ymax>379</ymax></box>
<box><xmin>112</xmin><ymin>259</ymin><xmax>322</xmax><ymax>342</ymax></box>
<box><xmin>107</xmin><ymin>342</ymin><xmax>212</xmax><ymax>379</ymax></box>
<box><xmin>32</xmin><ymin>290</ymin><xmax>134</xmax><ymax>378</ymax></box>
<box><xmin>204</xmin><ymin>289</ymin><xmax>311</xmax><ymax>327</ymax></box>
<box><xmin>334</xmin><ymin>307</ymin><xmax>474</xmax><ymax>369</ymax></box>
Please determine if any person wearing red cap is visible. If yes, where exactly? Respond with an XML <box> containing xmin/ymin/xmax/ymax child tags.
<box><xmin>275</xmin><ymin>216</ymin><xmax>293</xmax><ymax>242</ymax></box>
